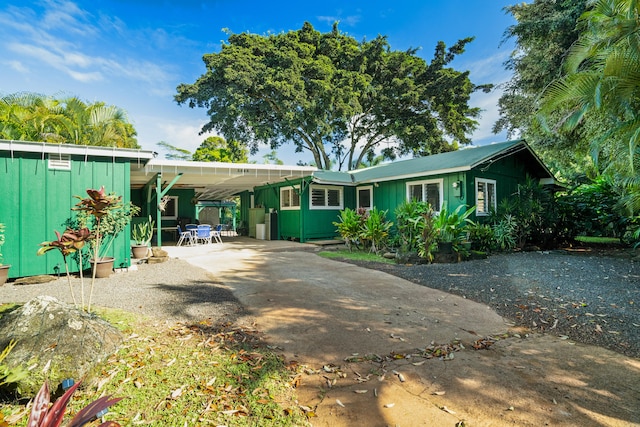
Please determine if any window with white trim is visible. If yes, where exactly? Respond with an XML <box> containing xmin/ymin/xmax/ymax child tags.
<box><xmin>476</xmin><ymin>178</ymin><xmax>496</xmax><ymax>216</ymax></box>
<box><xmin>161</xmin><ymin>196</ymin><xmax>179</xmax><ymax>220</ymax></box>
<box><xmin>357</xmin><ymin>186</ymin><xmax>373</xmax><ymax>211</ymax></box>
<box><xmin>310</xmin><ymin>185</ymin><xmax>343</xmax><ymax>210</ymax></box>
<box><xmin>406</xmin><ymin>179</ymin><xmax>443</xmax><ymax>211</ymax></box>
<box><xmin>280</xmin><ymin>186</ymin><xmax>300</xmax><ymax>210</ymax></box>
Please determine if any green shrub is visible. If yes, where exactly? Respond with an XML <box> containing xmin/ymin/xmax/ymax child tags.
<box><xmin>333</xmin><ymin>208</ymin><xmax>365</xmax><ymax>251</ymax></box>
<box><xmin>493</xmin><ymin>214</ymin><xmax>517</xmax><ymax>251</ymax></box>
<box><xmin>394</xmin><ymin>200</ymin><xmax>432</xmax><ymax>252</ymax></box>
<box><xmin>467</xmin><ymin>221</ymin><xmax>495</xmax><ymax>252</ymax></box>
<box><xmin>360</xmin><ymin>208</ymin><xmax>393</xmax><ymax>254</ymax></box>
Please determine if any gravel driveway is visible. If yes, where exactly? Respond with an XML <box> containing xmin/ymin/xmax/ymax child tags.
<box><xmin>338</xmin><ymin>250</ymin><xmax>640</xmax><ymax>358</ymax></box>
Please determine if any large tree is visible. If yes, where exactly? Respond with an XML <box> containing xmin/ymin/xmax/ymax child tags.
<box><xmin>193</xmin><ymin>136</ymin><xmax>249</xmax><ymax>162</ymax></box>
<box><xmin>0</xmin><ymin>92</ymin><xmax>138</xmax><ymax>148</ymax></box>
<box><xmin>495</xmin><ymin>0</ymin><xmax>593</xmax><ymax>178</ymax></box>
<box><xmin>175</xmin><ymin>22</ymin><xmax>488</xmax><ymax>170</ymax></box>
<box><xmin>540</xmin><ymin>0</ymin><xmax>640</xmax><ymax>212</ymax></box>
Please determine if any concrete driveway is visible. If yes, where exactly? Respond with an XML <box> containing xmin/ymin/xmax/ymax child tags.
<box><xmin>166</xmin><ymin>237</ymin><xmax>640</xmax><ymax>427</ymax></box>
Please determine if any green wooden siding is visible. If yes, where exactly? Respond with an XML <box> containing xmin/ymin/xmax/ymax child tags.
<box><xmin>0</xmin><ymin>152</ymin><xmax>132</xmax><ymax>278</ymax></box>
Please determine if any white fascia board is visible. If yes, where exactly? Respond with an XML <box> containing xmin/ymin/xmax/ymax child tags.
<box><xmin>354</xmin><ymin>166</ymin><xmax>472</xmax><ymax>184</ymax></box>
<box><xmin>0</xmin><ymin>139</ymin><xmax>155</xmax><ymax>161</ymax></box>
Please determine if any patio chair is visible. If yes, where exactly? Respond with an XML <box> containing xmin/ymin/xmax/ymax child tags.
<box><xmin>212</xmin><ymin>224</ymin><xmax>223</xmax><ymax>244</ymax></box>
<box><xmin>176</xmin><ymin>225</ymin><xmax>195</xmax><ymax>246</ymax></box>
<box><xmin>196</xmin><ymin>224</ymin><xmax>213</xmax><ymax>244</ymax></box>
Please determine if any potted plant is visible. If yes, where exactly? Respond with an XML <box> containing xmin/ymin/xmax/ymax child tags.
<box><xmin>433</xmin><ymin>204</ymin><xmax>476</xmax><ymax>255</ymax></box>
<box><xmin>0</xmin><ymin>223</ymin><xmax>10</xmax><ymax>285</ymax></box>
<box><xmin>131</xmin><ymin>216</ymin><xmax>154</xmax><ymax>259</ymax></box>
<box><xmin>75</xmin><ymin>188</ymin><xmax>140</xmax><ymax>279</ymax></box>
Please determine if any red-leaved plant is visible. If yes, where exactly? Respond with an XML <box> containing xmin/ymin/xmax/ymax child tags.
<box><xmin>27</xmin><ymin>380</ymin><xmax>122</xmax><ymax>427</ymax></box>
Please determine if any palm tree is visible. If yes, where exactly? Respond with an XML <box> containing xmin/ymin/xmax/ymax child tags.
<box><xmin>0</xmin><ymin>93</ymin><xmax>138</xmax><ymax>148</ymax></box>
<box><xmin>539</xmin><ymin>0</ymin><xmax>640</xmax><ymax>212</ymax></box>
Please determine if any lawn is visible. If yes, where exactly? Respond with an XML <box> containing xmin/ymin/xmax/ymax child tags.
<box><xmin>0</xmin><ymin>308</ymin><xmax>309</xmax><ymax>427</ymax></box>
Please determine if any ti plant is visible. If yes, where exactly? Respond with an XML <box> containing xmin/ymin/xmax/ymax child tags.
<box><xmin>38</xmin><ymin>228</ymin><xmax>92</xmax><ymax>308</ymax></box>
<box><xmin>27</xmin><ymin>380</ymin><xmax>122</xmax><ymax>427</ymax></box>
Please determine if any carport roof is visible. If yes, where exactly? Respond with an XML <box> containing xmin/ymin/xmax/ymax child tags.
<box><xmin>130</xmin><ymin>159</ymin><xmax>317</xmax><ymax>201</ymax></box>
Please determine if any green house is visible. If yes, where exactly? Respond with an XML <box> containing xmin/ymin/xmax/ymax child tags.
<box><xmin>0</xmin><ymin>140</ymin><xmax>154</xmax><ymax>278</ymax></box>
<box><xmin>252</xmin><ymin>140</ymin><xmax>556</xmax><ymax>242</ymax></box>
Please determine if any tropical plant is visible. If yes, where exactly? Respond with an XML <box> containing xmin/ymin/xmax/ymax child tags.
<box><xmin>0</xmin><ymin>92</ymin><xmax>139</xmax><ymax>148</ymax></box>
<box><xmin>73</xmin><ymin>187</ymin><xmax>138</xmax><ymax>312</ymax></box>
<box><xmin>539</xmin><ymin>0</ymin><xmax>640</xmax><ymax>214</ymax></box>
<box><xmin>0</xmin><ymin>340</ymin><xmax>27</xmax><ymax>389</ymax></box>
<box><xmin>466</xmin><ymin>221</ymin><xmax>495</xmax><ymax>253</ymax></box>
<box><xmin>333</xmin><ymin>208</ymin><xmax>365</xmax><ymax>251</ymax></box>
<box><xmin>433</xmin><ymin>204</ymin><xmax>476</xmax><ymax>249</ymax></box>
<box><xmin>492</xmin><ymin>214</ymin><xmax>518</xmax><ymax>251</ymax></box>
<box><xmin>27</xmin><ymin>380</ymin><xmax>121</xmax><ymax>427</ymax></box>
<box><xmin>394</xmin><ymin>200</ymin><xmax>432</xmax><ymax>252</ymax></box>
<box><xmin>419</xmin><ymin>209</ymin><xmax>438</xmax><ymax>262</ymax></box>
<box><xmin>37</xmin><ymin>227</ymin><xmax>92</xmax><ymax>307</ymax></box>
<box><xmin>131</xmin><ymin>216</ymin><xmax>155</xmax><ymax>246</ymax></box>
<box><xmin>359</xmin><ymin>208</ymin><xmax>393</xmax><ymax>254</ymax></box>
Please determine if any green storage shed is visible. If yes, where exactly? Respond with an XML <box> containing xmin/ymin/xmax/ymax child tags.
<box><xmin>0</xmin><ymin>140</ymin><xmax>154</xmax><ymax>279</ymax></box>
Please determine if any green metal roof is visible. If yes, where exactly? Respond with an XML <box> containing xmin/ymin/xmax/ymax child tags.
<box><xmin>313</xmin><ymin>140</ymin><xmax>551</xmax><ymax>185</ymax></box>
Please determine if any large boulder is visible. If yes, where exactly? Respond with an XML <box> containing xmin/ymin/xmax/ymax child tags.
<box><xmin>0</xmin><ymin>296</ymin><xmax>123</xmax><ymax>397</ymax></box>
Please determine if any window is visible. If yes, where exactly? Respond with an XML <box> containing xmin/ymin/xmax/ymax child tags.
<box><xmin>48</xmin><ymin>154</ymin><xmax>71</xmax><ymax>171</ymax></box>
<box><xmin>357</xmin><ymin>186</ymin><xmax>373</xmax><ymax>211</ymax></box>
<box><xmin>280</xmin><ymin>186</ymin><xmax>300</xmax><ymax>210</ymax></box>
<box><xmin>310</xmin><ymin>185</ymin><xmax>343</xmax><ymax>210</ymax></box>
<box><xmin>476</xmin><ymin>178</ymin><xmax>496</xmax><ymax>216</ymax></box>
<box><xmin>406</xmin><ymin>179</ymin><xmax>443</xmax><ymax>211</ymax></box>
<box><xmin>161</xmin><ymin>196</ymin><xmax>178</xmax><ymax>220</ymax></box>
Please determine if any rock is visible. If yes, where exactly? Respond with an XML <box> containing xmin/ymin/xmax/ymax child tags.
<box><xmin>151</xmin><ymin>247</ymin><xmax>168</xmax><ymax>258</ymax></box>
<box><xmin>13</xmin><ymin>275</ymin><xmax>57</xmax><ymax>285</ymax></box>
<box><xmin>0</xmin><ymin>296</ymin><xmax>123</xmax><ymax>397</ymax></box>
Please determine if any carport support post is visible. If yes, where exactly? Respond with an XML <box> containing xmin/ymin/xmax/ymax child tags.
<box><xmin>155</xmin><ymin>172</ymin><xmax>183</xmax><ymax>247</ymax></box>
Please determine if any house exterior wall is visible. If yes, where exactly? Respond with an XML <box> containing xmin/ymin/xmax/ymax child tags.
<box><xmin>0</xmin><ymin>151</ymin><xmax>132</xmax><ymax>278</ymax></box>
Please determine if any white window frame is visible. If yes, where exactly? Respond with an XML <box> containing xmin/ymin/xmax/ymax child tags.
<box><xmin>161</xmin><ymin>196</ymin><xmax>179</xmax><ymax>220</ymax></box>
<box><xmin>406</xmin><ymin>179</ymin><xmax>444</xmax><ymax>212</ymax></box>
<box><xmin>280</xmin><ymin>186</ymin><xmax>301</xmax><ymax>210</ymax></box>
<box><xmin>309</xmin><ymin>185</ymin><xmax>343</xmax><ymax>210</ymax></box>
<box><xmin>475</xmin><ymin>178</ymin><xmax>497</xmax><ymax>216</ymax></box>
<box><xmin>357</xmin><ymin>185</ymin><xmax>373</xmax><ymax>211</ymax></box>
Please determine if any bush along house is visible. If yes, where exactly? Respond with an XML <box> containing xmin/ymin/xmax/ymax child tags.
<box><xmin>249</xmin><ymin>140</ymin><xmax>556</xmax><ymax>242</ymax></box>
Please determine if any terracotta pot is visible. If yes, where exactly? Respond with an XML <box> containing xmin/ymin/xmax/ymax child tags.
<box><xmin>90</xmin><ymin>257</ymin><xmax>114</xmax><ymax>278</ymax></box>
<box><xmin>131</xmin><ymin>245</ymin><xmax>149</xmax><ymax>259</ymax></box>
<box><xmin>0</xmin><ymin>265</ymin><xmax>10</xmax><ymax>286</ymax></box>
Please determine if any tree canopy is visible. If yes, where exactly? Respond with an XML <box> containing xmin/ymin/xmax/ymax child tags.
<box><xmin>193</xmin><ymin>136</ymin><xmax>249</xmax><ymax>162</ymax></box>
<box><xmin>0</xmin><ymin>92</ymin><xmax>138</xmax><ymax>148</ymax></box>
<box><xmin>539</xmin><ymin>0</ymin><xmax>640</xmax><ymax>212</ymax></box>
<box><xmin>175</xmin><ymin>22</ymin><xmax>489</xmax><ymax>170</ymax></box>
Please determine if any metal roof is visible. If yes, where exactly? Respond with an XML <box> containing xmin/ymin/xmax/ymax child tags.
<box><xmin>0</xmin><ymin>139</ymin><xmax>155</xmax><ymax>161</ymax></box>
<box><xmin>130</xmin><ymin>159</ymin><xmax>317</xmax><ymax>201</ymax></box>
<box><xmin>312</xmin><ymin>140</ymin><xmax>553</xmax><ymax>185</ymax></box>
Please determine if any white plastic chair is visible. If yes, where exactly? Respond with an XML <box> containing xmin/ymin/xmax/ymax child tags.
<box><xmin>176</xmin><ymin>225</ymin><xmax>195</xmax><ymax>246</ymax></box>
<box><xmin>212</xmin><ymin>224</ymin><xmax>223</xmax><ymax>244</ymax></box>
<box><xmin>196</xmin><ymin>224</ymin><xmax>212</xmax><ymax>244</ymax></box>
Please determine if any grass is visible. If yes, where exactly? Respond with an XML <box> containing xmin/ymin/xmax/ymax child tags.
<box><xmin>317</xmin><ymin>249</ymin><xmax>395</xmax><ymax>264</ymax></box>
<box><xmin>575</xmin><ymin>236</ymin><xmax>621</xmax><ymax>245</ymax></box>
<box><xmin>0</xmin><ymin>308</ymin><xmax>309</xmax><ymax>427</ymax></box>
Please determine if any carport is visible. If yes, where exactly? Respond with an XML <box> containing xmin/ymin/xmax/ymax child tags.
<box><xmin>129</xmin><ymin>158</ymin><xmax>316</xmax><ymax>246</ymax></box>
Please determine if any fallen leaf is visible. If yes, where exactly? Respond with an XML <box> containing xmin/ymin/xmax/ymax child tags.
<box><xmin>433</xmin><ymin>391</ymin><xmax>446</xmax><ymax>396</ymax></box>
<box><xmin>441</xmin><ymin>406</ymin><xmax>456</xmax><ymax>414</ymax></box>
<box><xmin>336</xmin><ymin>399</ymin><xmax>345</xmax><ymax>408</ymax></box>
<box><xmin>354</xmin><ymin>390</ymin><xmax>368</xmax><ymax>394</ymax></box>
<box><xmin>384</xmin><ymin>403</ymin><xmax>395</xmax><ymax>408</ymax></box>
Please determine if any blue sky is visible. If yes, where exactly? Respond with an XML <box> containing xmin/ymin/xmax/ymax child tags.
<box><xmin>0</xmin><ymin>0</ymin><xmax>520</xmax><ymax>164</ymax></box>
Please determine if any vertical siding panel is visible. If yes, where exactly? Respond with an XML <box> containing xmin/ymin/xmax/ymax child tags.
<box><xmin>0</xmin><ymin>154</ymin><xmax>21</xmax><ymax>277</ymax></box>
